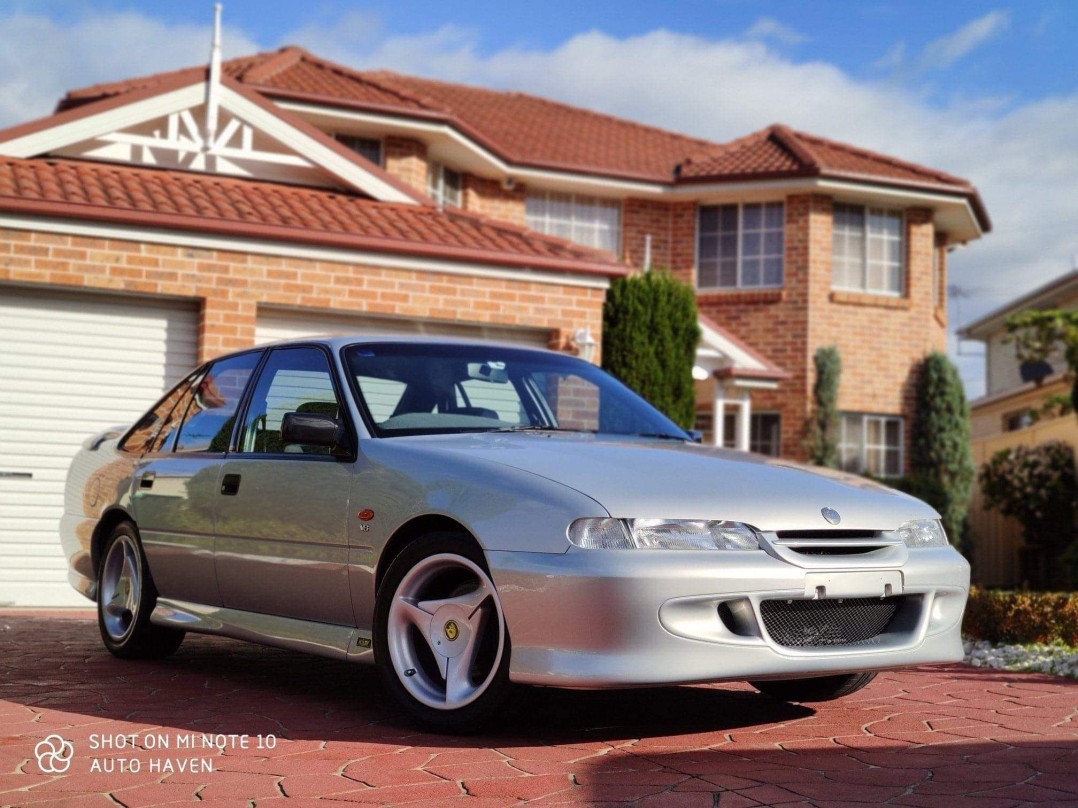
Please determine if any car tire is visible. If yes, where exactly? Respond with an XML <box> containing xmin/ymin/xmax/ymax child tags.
<box><xmin>97</xmin><ymin>522</ymin><xmax>184</xmax><ymax>660</ymax></box>
<box><xmin>749</xmin><ymin>672</ymin><xmax>877</xmax><ymax>703</ymax></box>
<box><xmin>374</xmin><ymin>532</ymin><xmax>513</xmax><ymax>733</ymax></box>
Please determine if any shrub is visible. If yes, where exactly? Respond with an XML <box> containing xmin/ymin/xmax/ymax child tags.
<box><xmin>979</xmin><ymin>441</ymin><xmax>1077</xmax><ymax>588</ymax></box>
<box><xmin>602</xmin><ymin>271</ymin><xmax>700</xmax><ymax>429</ymax></box>
<box><xmin>963</xmin><ymin>588</ymin><xmax>1078</xmax><ymax>645</ymax></box>
<box><xmin>1006</xmin><ymin>308</ymin><xmax>1078</xmax><ymax>419</ymax></box>
<box><xmin>909</xmin><ymin>352</ymin><xmax>975</xmax><ymax>557</ymax></box>
<box><xmin>807</xmin><ymin>346</ymin><xmax>840</xmax><ymax>468</ymax></box>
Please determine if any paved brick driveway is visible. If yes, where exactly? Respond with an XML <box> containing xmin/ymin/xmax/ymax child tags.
<box><xmin>1</xmin><ymin>611</ymin><xmax>1075</xmax><ymax>807</ymax></box>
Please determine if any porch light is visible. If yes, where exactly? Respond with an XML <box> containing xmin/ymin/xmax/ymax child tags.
<box><xmin>574</xmin><ymin>328</ymin><xmax>598</xmax><ymax>363</ymax></box>
<box><xmin>692</xmin><ymin>365</ymin><xmax>711</xmax><ymax>381</ymax></box>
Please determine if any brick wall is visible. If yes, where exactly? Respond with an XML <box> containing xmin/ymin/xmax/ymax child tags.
<box><xmin>383</xmin><ymin>137</ymin><xmax>428</xmax><ymax>194</ymax></box>
<box><xmin>0</xmin><ymin>227</ymin><xmax>606</xmax><ymax>364</ymax></box>
<box><xmin>462</xmin><ymin>176</ymin><xmax>527</xmax><ymax>227</ymax></box>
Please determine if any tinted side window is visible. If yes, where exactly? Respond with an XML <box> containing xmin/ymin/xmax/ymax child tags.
<box><xmin>174</xmin><ymin>353</ymin><xmax>261</xmax><ymax>453</ymax></box>
<box><xmin>239</xmin><ymin>347</ymin><xmax>341</xmax><ymax>455</ymax></box>
<box><xmin>119</xmin><ymin>370</ymin><xmax>200</xmax><ymax>454</ymax></box>
<box><xmin>149</xmin><ymin>374</ymin><xmax>201</xmax><ymax>453</ymax></box>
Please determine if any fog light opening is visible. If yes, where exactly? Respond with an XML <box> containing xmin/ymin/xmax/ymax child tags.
<box><xmin>717</xmin><ymin>598</ymin><xmax>760</xmax><ymax>638</ymax></box>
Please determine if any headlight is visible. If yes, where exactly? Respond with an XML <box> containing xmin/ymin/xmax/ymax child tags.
<box><xmin>567</xmin><ymin>518</ymin><xmax>760</xmax><ymax>550</ymax></box>
<box><xmin>897</xmin><ymin>519</ymin><xmax>948</xmax><ymax>548</ymax></box>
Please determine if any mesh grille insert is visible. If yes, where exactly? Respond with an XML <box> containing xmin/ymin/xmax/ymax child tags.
<box><xmin>760</xmin><ymin>597</ymin><xmax>902</xmax><ymax>647</ymax></box>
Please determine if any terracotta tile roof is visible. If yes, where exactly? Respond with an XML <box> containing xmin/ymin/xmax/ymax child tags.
<box><xmin>0</xmin><ymin>157</ymin><xmax>624</xmax><ymax>277</ymax></box>
<box><xmin>678</xmin><ymin>124</ymin><xmax>973</xmax><ymax>189</ymax></box>
<box><xmin>59</xmin><ymin>47</ymin><xmax>715</xmax><ymax>182</ymax></box>
<box><xmin>55</xmin><ymin>47</ymin><xmax>987</xmax><ymax>226</ymax></box>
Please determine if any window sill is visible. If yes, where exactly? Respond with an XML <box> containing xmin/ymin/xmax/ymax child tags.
<box><xmin>829</xmin><ymin>290</ymin><xmax>911</xmax><ymax>309</ymax></box>
<box><xmin>696</xmin><ymin>288</ymin><xmax>786</xmax><ymax>305</ymax></box>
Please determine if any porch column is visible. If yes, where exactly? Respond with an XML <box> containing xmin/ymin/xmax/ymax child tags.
<box><xmin>737</xmin><ymin>389</ymin><xmax>751</xmax><ymax>452</ymax></box>
<box><xmin>713</xmin><ymin>379</ymin><xmax>725</xmax><ymax>448</ymax></box>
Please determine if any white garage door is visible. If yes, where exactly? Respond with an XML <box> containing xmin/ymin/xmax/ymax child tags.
<box><xmin>255</xmin><ymin>308</ymin><xmax>552</xmax><ymax>349</ymax></box>
<box><xmin>0</xmin><ymin>287</ymin><xmax>198</xmax><ymax>607</ymax></box>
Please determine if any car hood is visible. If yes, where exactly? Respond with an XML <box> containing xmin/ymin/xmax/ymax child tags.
<box><xmin>396</xmin><ymin>432</ymin><xmax>935</xmax><ymax>532</ymax></box>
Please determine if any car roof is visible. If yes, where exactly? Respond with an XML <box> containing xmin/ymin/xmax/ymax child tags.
<box><xmin>248</xmin><ymin>333</ymin><xmax>562</xmax><ymax>355</ymax></box>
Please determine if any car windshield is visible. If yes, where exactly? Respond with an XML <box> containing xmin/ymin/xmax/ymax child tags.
<box><xmin>343</xmin><ymin>342</ymin><xmax>689</xmax><ymax>440</ymax></box>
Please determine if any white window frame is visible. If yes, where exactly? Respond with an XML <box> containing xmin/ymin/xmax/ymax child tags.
<box><xmin>333</xmin><ymin>134</ymin><xmax>382</xmax><ymax>167</ymax></box>
<box><xmin>839</xmin><ymin>413</ymin><xmax>904</xmax><ymax>478</ymax></box>
<box><xmin>427</xmin><ymin>162</ymin><xmax>462</xmax><ymax>209</ymax></box>
<box><xmin>695</xmin><ymin>201</ymin><xmax>785</xmax><ymax>291</ymax></box>
<box><xmin>525</xmin><ymin>190</ymin><xmax>622</xmax><ymax>256</ymax></box>
<box><xmin>832</xmin><ymin>203</ymin><xmax>906</xmax><ymax>297</ymax></box>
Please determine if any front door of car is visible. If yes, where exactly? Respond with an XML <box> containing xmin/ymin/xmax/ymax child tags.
<box><xmin>214</xmin><ymin>345</ymin><xmax>355</xmax><ymax>626</ymax></box>
<box><xmin>133</xmin><ymin>351</ymin><xmax>262</xmax><ymax>606</ymax></box>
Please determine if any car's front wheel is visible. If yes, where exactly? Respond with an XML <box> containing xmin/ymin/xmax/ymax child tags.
<box><xmin>749</xmin><ymin>672</ymin><xmax>877</xmax><ymax>702</ymax></box>
<box><xmin>374</xmin><ymin>532</ymin><xmax>512</xmax><ymax>732</ymax></box>
<box><xmin>97</xmin><ymin>522</ymin><xmax>184</xmax><ymax>659</ymax></box>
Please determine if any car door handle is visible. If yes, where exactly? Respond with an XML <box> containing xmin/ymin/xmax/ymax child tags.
<box><xmin>138</xmin><ymin>472</ymin><xmax>155</xmax><ymax>490</ymax></box>
<box><xmin>220</xmin><ymin>474</ymin><xmax>241</xmax><ymax>496</ymax></box>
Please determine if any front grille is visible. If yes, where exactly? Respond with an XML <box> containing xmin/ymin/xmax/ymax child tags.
<box><xmin>776</xmin><ymin>530</ymin><xmax>879</xmax><ymax>540</ymax></box>
<box><xmin>760</xmin><ymin>597</ymin><xmax>902</xmax><ymax>647</ymax></box>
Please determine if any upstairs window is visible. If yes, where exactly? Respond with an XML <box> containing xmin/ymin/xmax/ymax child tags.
<box><xmin>697</xmin><ymin>202</ymin><xmax>784</xmax><ymax>289</ymax></box>
<box><xmin>525</xmin><ymin>191</ymin><xmax>621</xmax><ymax>255</ymax></box>
<box><xmin>833</xmin><ymin>204</ymin><xmax>904</xmax><ymax>295</ymax></box>
<box><xmin>428</xmin><ymin>162</ymin><xmax>462</xmax><ymax>208</ymax></box>
<box><xmin>334</xmin><ymin>134</ymin><xmax>382</xmax><ymax>166</ymax></box>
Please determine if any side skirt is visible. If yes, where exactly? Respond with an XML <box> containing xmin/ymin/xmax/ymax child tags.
<box><xmin>151</xmin><ymin>598</ymin><xmax>374</xmax><ymax>663</ymax></box>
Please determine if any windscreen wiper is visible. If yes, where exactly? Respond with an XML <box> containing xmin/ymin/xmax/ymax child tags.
<box><xmin>633</xmin><ymin>432</ymin><xmax>690</xmax><ymax>441</ymax></box>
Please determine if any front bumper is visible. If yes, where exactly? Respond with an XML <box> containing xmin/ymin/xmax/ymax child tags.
<box><xmin>487</xmin><ymin>544</ymin><xmax>969</xmax><ymax>688</ymax></box>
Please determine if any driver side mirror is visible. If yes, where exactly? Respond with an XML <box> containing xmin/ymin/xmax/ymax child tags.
<box><xmin>281</xmin><ymin>412</ymin><xmax>351</xmax><ymax>456</ymax></box>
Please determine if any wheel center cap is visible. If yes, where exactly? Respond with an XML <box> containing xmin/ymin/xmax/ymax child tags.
<box><xmin>429</xmin><ymin>607</ymin><xmax>470</xmax><ymax>658</ymax></box>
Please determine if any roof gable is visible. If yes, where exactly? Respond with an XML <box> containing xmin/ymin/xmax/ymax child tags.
<box><xmin>0</xmin><ymin>72</ymin><xmax>425</xmax><ymax>205</ymax></box>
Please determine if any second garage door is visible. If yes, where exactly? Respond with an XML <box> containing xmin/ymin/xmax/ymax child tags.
<box><xmin>254</xmin><ymin>308</ymin><xmax>553</xmax><ymax>349</ymax></box>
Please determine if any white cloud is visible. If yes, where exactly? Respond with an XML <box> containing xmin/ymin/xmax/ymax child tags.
<box><xmin>0</xmin><ymin>9</ymin><xmax>1074</xmax><ymax>397</ymax></box>
<box><xmin>744</xmin><ymin>17</ymin><xmax>808</xmax><ymax>46</ymax></box>
<box><xmin>0</xmin><ymin>11</ymin><xmax>259</xmax><ymax>126</ymax></box>
<box><xmin>918</xmin><ymin>10</ymin><xmax>1010</xmax><ymax>71</ymax></box>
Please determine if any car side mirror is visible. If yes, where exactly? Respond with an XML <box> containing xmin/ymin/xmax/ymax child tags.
<box><xmin>280</xmin><ymin>412</ymin><xmax>350</xmax><ymax>456</ymax></box>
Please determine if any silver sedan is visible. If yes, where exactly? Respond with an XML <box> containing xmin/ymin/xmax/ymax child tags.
<box><xmin>62</xmin><ymin>337</ymin><xmax>969</xmax><ymax>731</ymax></box>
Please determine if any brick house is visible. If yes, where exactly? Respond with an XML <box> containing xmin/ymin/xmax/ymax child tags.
<box><xmin>0</xmin><ymin>45</ymin><xmax>988</xmax><ymax>605</ymax></box>
<box><xmin>957</xmin><ymin>270</ymin><xmax>1078</xmax><ymax>586</ymax></box>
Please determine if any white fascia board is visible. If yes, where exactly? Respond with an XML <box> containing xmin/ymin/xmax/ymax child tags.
<box><xmin>814</xmin><ymin>178</ymin><xmax>983</xmax><ymax>242</ymax></box>
<box><xmin>0</xmin><ymin>213</ymin><xmax>609</xmax><ymax>290</ymax></box>
<box><xmin>218</xmin><ymin>87</ymin><xmax>416</xmax><ymax>204</ymax></box>
<box><xmin>277</xmin><ymin>101</ymin><xmax>667</xmax><ymax>198</ymax></box>
<box><xmin>697</xmin><ymin>321</ymin><xmax>766</xmax><ymax>371</ymax></box>
<box><xmin>0</xmin><ymin>85</ymin><xmax>205</xmax><ymax>157</ymax></box>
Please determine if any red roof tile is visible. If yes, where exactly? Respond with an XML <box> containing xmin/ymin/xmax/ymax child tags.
<box><xmin>54</xmin><ymin>47</ymin><xmax>987</xmax><ymax>227</ymax></box>
<box><xmin>678</xmin><ymin>124</ymin><xmax>973</xmax><ymax>189</ymax></box>
<box><xmin>0</xmin><ymin>157</ymin><xmax>624</xmax><ymax>277</ymax></box>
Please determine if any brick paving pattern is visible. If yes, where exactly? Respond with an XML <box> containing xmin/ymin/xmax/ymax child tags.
<box><xmin>1</xmin><ymin>611</ymin><xmax>1075</xmax><ymax>807</ymax></box>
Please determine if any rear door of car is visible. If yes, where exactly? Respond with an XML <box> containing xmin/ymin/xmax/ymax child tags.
<box><xmin>213</xmin><ymin>345</ymin><xmax>355</xmax><ymax>626</ymax></box>
<box><xmin>132</xmin><ymin>350</ymin><xmax>262</xmax><ymax>606</ymax></box>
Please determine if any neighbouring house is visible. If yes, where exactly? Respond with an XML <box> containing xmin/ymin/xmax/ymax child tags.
<box><xmin>957</xmin><ymin>269</ymin><xmax>1078</xmax><ymax>587</ymax></box>
<box><xmin>0</xmin><ymin>44</ymin><xmax>989</xmax><ymax>605</ymax></box>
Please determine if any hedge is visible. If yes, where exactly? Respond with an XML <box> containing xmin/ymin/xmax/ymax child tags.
<box><xmin>962</xmin><ymin>587</ymin><xmax>1078</xmax><ymax>645</ymax></box>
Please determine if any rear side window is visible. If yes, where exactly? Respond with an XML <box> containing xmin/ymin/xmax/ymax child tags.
<box><xmin>239</xmin><ymin>347</ymin><xmax>342</xmax><ymax>455</ymax></box>
<box><xmin>120</xmin><ymin>370</ymin><xmax>200</xmax><ymax>454</ymax></box>
<box><xmin>174</xmin><ymin>352</ymin><xmax>261</xmax><ymax>453</ymax></box>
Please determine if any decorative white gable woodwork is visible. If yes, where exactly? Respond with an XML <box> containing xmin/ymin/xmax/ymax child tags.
<box><xmin>53</xmin><ymin>104</ymin><xmax>324</xmax><ymax>185</ymax></box>
<box><xmin>0</xmin><ymin>82</ymin><xmax>418</xmax><ymax>204</ymax></box>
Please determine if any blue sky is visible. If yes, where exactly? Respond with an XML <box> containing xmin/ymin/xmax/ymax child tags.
<box><xmin>2</xmin><ymin>1</ymin><xmax>1077</xmax><ymax>395</ymax></box>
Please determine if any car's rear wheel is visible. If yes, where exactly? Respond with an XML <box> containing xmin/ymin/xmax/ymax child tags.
<box><xmin>749</xmin><ymin>672</ymin><xmax>877</xmax><ymax>702</ymax></box>
<box><xmin>374</xmin><ymin>532</ymin><xmax>512</xmax><ymax>733</ymax></box>
<box><xmin>97</xmin><ymin>522</ymin><xmax>184</xmax><ymax>659</ymax></box>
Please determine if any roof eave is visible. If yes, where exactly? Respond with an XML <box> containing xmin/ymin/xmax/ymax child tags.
<box><xmin>0</xmin><ymin>197</ymin><xmax>627</xmax><ymax>279</ymax></box>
